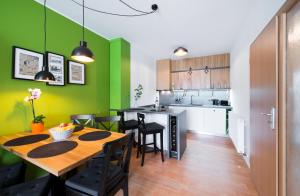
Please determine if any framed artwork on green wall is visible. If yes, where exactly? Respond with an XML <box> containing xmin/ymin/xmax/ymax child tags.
<box><xmin>12</xmin><ymin>46</ymin><xmax>44</xmax><ymax>81</ymax></box>
<box><xmin>46</xmin><ymin>52</ymin><xmax>65</xmax><ymax>86</ymax></box>
<box><xmin>67</xmin><ymin>60</ymin><xmax>85</xmax><ymax>85</ymax></box>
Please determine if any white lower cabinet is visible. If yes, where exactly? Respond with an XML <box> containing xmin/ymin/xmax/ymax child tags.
<box><xmin>169</xmin><ymin>106</ymin><xmax>227</xmax><ymax>136</ymax></box>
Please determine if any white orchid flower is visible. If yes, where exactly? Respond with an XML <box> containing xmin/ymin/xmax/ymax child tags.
<box><xmin>30</xmin><ymin>88</ymin><xmax>42</xmax><ymax>99</ymax></box>
<box><xmin>24</xmin><ymin>96</ymin><xmax>30</xmax><ymax>102</ymax></box>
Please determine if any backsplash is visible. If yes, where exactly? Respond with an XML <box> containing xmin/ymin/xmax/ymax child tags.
<box><xmin>159</xmin><ymin>90</ymin><xmax>230</xmax><ymax>105</ymax></box>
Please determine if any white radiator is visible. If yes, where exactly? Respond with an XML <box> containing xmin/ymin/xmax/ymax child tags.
<box><xmin>228</xmin><ymin>112</ymin><xmax>245</xmax><ymax>154</ymax></box>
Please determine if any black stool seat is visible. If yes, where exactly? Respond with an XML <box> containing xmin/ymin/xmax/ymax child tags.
<box><xmin>121</xmin><ymin>119</ymin><xmax>138</xmax><ymax>131</ymax></box>
<box><xmin>144</xmin><ymin>122</ymin><xmax>165</xmax><ymax>133</ymax></box>
<box><xmin>66</xmin><ymin>163</ymin><xmax>124</xmax><ymax>196</ymax></box>
<box><xmin>0</xmin><ymin>175</ymin><xmax>52</xmax><ymax>196</ymax></box>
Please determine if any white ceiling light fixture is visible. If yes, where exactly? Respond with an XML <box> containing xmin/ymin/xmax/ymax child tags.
<box><xmin>174</xmin><ymin>47</ymin><xmax>188</xmax><ymax>57</ymax></box>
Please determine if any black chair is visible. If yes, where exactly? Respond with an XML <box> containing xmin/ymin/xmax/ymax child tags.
<box><xmin>71</xmin><ymin>114</ymin><xmax>96</xmax><ymax>128</ymax></box>
<box><xmin>117</xmin><ymin>111</ymin><xmax>139</xmax><ymax>134</ymax></box>
<box><xmin>95</xmin><ymin>116</ymin><xmax>120</xmax><ymax>131</ymax></box>
<box><xmin>65</xmin><ymin>132</ymin><xmax>134</xmax><ymax>196</ymax></box>
<box><xmin>0</xmin><ymin>175</ymin><xmax>52</xmax><ymax>196</ymax></box>
<box><xmin>0</xmin><ymin>162</ymin><xmax>25</xmax><ymax>189</ymax></box>
<box><xmin>137</xmin><ymin>113</ymin><xmax>165</xmax><ymax>166</ymax></box>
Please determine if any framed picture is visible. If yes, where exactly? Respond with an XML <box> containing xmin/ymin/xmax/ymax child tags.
<box><xmin>12</xmin><ymin>46</ymin><xmax>44</xmax><ymax>80</ymax></box>
<box><xmin>46</xmin><ymin>52</ymin><xmax>65</xmax><ymax>86</ymax></box>
<box><xmin>68</xmin><ymin>60</ymin><xmax>85</xmax><ymax>85</ymax></box>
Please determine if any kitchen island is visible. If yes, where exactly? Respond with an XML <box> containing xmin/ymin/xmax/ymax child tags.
<box><xmin>122</xmin><ymin>107</ymin><xmax>187</xmax><ymax>160</ymax></box>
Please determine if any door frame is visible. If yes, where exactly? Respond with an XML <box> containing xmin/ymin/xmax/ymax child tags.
<box><xmin>276</xmin><ymin>1</ymin><xmax>299</xmax><ymax>196</ymax></box>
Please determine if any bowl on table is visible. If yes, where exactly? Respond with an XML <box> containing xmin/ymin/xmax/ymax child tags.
<box><xmin>49</xmin><ymin>125</ymin><xmax>75</xmax><ymax>141</ymax></box>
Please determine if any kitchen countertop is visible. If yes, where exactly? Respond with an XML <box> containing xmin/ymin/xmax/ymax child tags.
<box><xmin>111</xmin><ymin>103</ymin><xmax>232</xmax><ymax>115</ymax></box>
<box><xmin>111</xmin><ymin>107</ymin><xmax>186</xmax><ymax>116</ymax></box>
<box><xmin>166</xmin><ymin>104</ymin><xmax>233</xmax><ymax>109</ymax></box>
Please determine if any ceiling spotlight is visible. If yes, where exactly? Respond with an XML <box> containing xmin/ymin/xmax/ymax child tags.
<box><xmin>174</xmin><ymin>47</ymin><xmax>188</xmax><ymax>57</ymax></box>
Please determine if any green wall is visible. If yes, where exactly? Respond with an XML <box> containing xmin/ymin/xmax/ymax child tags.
<box><xmin>0</xmin><ymin>0</ymin><xmax>110</xmax><ymax>177</ymax></box>
<box><xmin>110</xmin><ymin>38</ymin><xmax>131</xmax><ymax>111</ymax></box>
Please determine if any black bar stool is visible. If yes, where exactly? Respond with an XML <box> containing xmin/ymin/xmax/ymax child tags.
<box><xmin>117</xmin><ymin>111</ymin><xmax>139</xmax><ymax>133</ymax></box>
<box><xmin>137</xmin><ymin>113</ymin><xmax>165</xmax><ymax>166</ymax></box>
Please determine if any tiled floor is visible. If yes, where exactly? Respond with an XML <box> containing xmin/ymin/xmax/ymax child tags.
<box><xmin>117</xmin><ymin>133</ymin><xmax>258</xmax><ymax>196</ymax></box>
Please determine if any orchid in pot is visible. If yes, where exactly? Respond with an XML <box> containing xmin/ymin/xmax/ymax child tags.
<box><xmin>24</xmin><ymin>88</ymin><xmax>46</xmax><ymax>133</ymax></box>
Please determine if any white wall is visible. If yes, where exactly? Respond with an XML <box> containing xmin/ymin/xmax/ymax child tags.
<box><xmin>130</xmin><ymin>45</ymin><xmax>156</xmax><ymax>107</ymax></box>
<box><xmin>230</xmin><ymin>0</ymin><xmax>286</xmax><ymax>166</ymax></box>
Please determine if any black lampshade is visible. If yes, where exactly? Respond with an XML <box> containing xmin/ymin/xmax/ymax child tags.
<box><xmin>71</xmin><ymin>41</ymin><xmax>94</xmax><ymax>63</ymax></box>
<box><xmin>34</xmin><ymin>68</ymin><xmax>55</xmax><ymax>82</ymax></box>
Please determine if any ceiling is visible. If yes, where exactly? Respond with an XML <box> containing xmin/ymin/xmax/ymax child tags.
<box><xmin>36</xmin><ymin>0</ymin><xmax>255</xmax><ymax>60</ymax></box>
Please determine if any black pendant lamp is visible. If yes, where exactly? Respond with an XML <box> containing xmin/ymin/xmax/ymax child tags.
<box><xmin>34</xmin><ymin>0</ymin><xmax>55</xmax><ymax>82</ymax></box>
<box><xmin>71</xmin><ymin>0</ymin><xmax>94</xmax><ymax>63</ymax></box>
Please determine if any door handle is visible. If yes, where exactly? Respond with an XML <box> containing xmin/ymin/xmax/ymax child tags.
<box><xmin>260</xmin><ymin>107</ymin><xmax>276</xmax><ymax>130</ymax></box>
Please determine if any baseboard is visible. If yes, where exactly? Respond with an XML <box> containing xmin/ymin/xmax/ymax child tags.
<box><xmin>227</xmin><ymin>136</ymin><xmax>251</xmax><ymax>168</ymax></box>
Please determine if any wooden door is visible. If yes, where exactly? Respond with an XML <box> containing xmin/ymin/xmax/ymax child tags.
<box><xmin>191</xmin><ymin>70</ymin><xmax>210</xmax><ymax>89</ymax></box>
<box><xmin>250</xmin><ymin>18</ymin><xmax>277</xmax><ymax>196</ymax></box>
<box><xmin>156</xmin><ymin>59</ymin><xmax>171</xmax><ymax>90</ymax></box>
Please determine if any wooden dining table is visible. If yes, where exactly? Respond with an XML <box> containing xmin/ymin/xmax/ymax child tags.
<box><xmin>0</xmin><ymin>127</ymin><xmax>125</xmax><ymax>177</ymax></box>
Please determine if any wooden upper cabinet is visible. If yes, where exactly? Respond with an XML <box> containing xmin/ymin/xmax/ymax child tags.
<box><xmin>159</xmin><ymin>53</ymin><xmax>230</xmax><ymax>90</ymax></box>
<box><xmin>156</xmin><ymin>59</ymin><xmax>171</xmax><ymax>90</ymax></box>
<box><xmin>171</xmin><ymin>72</ymin><xmax>192</xmax><ymax>90</ymax></box>
<box><xmin>191</xmin><ymin>70</ymin><xmax>211</xmax><ymax>89</ymax></box>
<box><xmin>171</xmin><ymin>72</ymin><xmax>180</xmax><ymax>90</ymax></box>
<box><xmin>179</xmin><ymin>72</ymin><xmax>192</xmax><ymax>89</ymax></box>
<box><xmin>210</xmin><ymin>68</ymin><xmax>230</xmax><ymax>89</ymax></box>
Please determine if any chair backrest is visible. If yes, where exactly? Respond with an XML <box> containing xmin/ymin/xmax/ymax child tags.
<box><xmin>95</xmin><ymin>116</ymin><xmax>120</xmax><ymax>131</ymax></box>
<box><xmin>117</xmin><ymin>111</ymin><xmax>125</xmax><ymax>127</ymax></box>
<box><xmin>137</xmin><ymin>113</ymin><xmax>146</xmax><ymax>133</ymax></box>
<box><xmin>104</xmin><ymin>132</ymin><xmax>134</xmax><ymax>173</ymax></box>
<box><xmin>70</xmin><ymin>114</ymin><xmax>95</xmax><ymax>128</ymax></box>
<box><xmin>93</xmin><ymin>132</ymin><xmax>134</xmax><ymax>194</ymax></box>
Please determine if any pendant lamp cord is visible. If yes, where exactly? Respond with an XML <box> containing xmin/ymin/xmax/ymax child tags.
<box><xmin>70</xmin><ymin>0</ymin><xmax>157</xmax><ymax>17</ymax></box>
<box><xmin>43</xmin><ymin>0</ymin><xmax>47</xmax><ymax>71</ymax></box>
<box><xmin>119</xmin><ymin>0</ymin><xmax>148</xmax><ymax>14</ymax></box>
<box><xmin>82</xmin><ymin>0</ymin><xmax>85</xmax><ymax>41</ymax></box>
<box><xmin>44</xmin><ymin>0</ymin><xmax>47</xmax><ymax>53</ymax></box>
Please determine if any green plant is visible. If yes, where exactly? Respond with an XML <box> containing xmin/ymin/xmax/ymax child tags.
<box><xmin>33</xmin><ymin>115</ymin><xmax>46</xmax><ymax>123</ymax></box>
<box><xmin>134</xmin><ymin>84</ymin><xmax>143</xmax><ymax>102</ymax></box>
